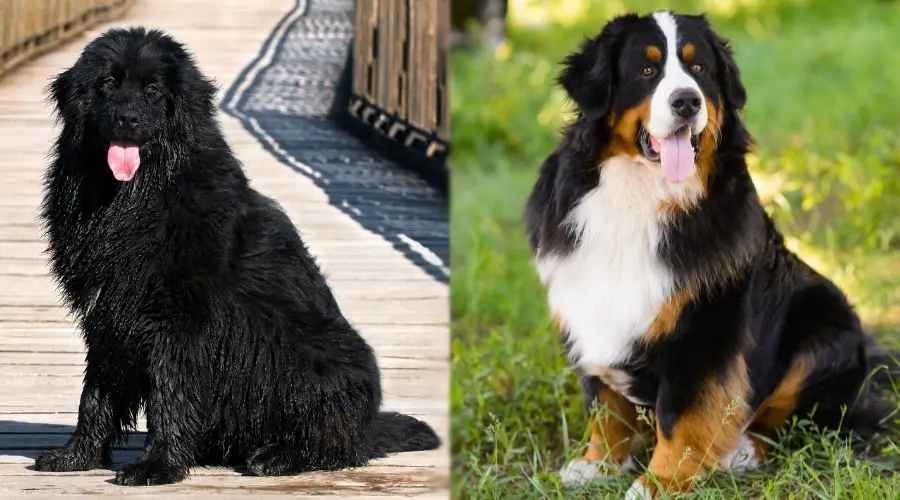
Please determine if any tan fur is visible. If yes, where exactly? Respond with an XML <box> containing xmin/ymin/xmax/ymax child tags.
<box><xmin>696</xmin><ymin>97</ymin><xmax>721</xmax><ymax>191</ymax></box>
<box><xmin>637</xmin><ymin>356</ymin><xmax>751</xmax><ymax>497</ymax></box>
<box><xmin>579</xmin><ymin>386</ymin><xmax>638</xmax><ymax>464</ymax></box>
<box><xmin>605</xmin><ymin>97</ymin><xmax>652</xmax><ymax>159</ymax></box>
<box><xmin>745</xmin><ymin>354</ymin><xmax>812</xmax><ymax>459</ymax></box>
<box><xmin>642</xmin><ymin>288</ymin><xmax>694</xmax><ymax>343</ymax></box>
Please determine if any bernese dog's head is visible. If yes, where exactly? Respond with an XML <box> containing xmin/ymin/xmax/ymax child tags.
<box><xmin>558</xmin><ymin>11</ymin><xmax>747</xmax><ymax>185</ymax></box>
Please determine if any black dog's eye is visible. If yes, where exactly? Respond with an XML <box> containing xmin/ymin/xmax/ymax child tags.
<box><xmin>690</xmin><ymin>63</ymin><xmax>704</xmax><ymax>74</ymax></box>
<box><xmin>102</xmin><ymin>77</ymin><xmax>116</xmax><ymax>90</ymax></box>
<box><xmin>641</xmin><ymin>65</ymin><xmax>657</xmax><ymax>78</ymax></box>
<box><xmin>144</xmin><ymin>84</ymin><xmax>159</xmax><ymax>95</ymax></box>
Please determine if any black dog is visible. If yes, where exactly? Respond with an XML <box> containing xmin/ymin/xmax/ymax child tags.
<box><xmin>34</xmin><ymin>27</ymin><xmax>440</xmax><ymax>486</ymax></box>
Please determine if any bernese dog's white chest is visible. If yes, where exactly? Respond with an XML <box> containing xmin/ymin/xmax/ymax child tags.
<box><xmin>536</xmin><ymin>156</ymin><xmax>702</xmax><ymax>369</ymax></box>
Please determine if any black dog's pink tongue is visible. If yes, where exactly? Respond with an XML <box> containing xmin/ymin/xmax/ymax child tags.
<box><xmin>107</xmin><ymin>142</ymin><xmax>140</xmax><ymax>181</ymax></box>
<box><xmin>655</xmin><ymin>128</ymin><xmax>695</xmax><ymax>183</ymax></box>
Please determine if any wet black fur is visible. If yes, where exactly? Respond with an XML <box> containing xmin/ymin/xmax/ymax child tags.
<box><xmin>526</xmin><ymin>13</ymin><xmax>896</xmax><ymax>441</ymax></box>
<box><xmin>34</xmin><ymin>27</ymin><xmax>440</xmax><ymax>485</ymax></box>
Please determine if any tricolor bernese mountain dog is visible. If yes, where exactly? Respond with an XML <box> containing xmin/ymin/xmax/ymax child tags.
<box><xmin>525</xmin><ymin>11</ymin><xmax>896</xmax><ymax>499</ymax></box>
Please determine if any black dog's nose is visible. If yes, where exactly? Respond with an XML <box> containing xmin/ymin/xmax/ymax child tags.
<box><xmin>116</xmin><ymin>109</ymin><xmax>140</xmax><ymax>129</ymax></box>
<box><xmin>669</xmin><ymin>89</ymin><xmax>702</xmax><ymax>119</ymax></box>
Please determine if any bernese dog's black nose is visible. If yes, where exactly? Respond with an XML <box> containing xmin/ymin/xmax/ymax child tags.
<box><xmin>669</xmin><ymin>89</ymin><xmax>702</xmax><ymax>119</ymax></box>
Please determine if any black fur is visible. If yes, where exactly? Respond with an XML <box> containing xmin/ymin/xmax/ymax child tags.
<box><xmin>527</xmin><ymin>12</ymin><xmax>896</xmax><ymax>445</ymax></box>
<box><xmin>33</xmin><ymin>27</ymin><xmax>439</xmax><ymax>485</ymax></box>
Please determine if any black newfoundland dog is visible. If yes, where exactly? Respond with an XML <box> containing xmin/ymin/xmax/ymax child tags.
<box><xmin>34</xmin><ymin>27</ymin><xmax>440</xmax><ymax>486</ymax></box>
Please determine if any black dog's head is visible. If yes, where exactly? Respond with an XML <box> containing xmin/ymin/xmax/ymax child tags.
<box><xmin>558</xmin><ymin>11</ymin><xmax>747</xmax><ymax>183</ymax></box>
<box><xmin>49</xmin><ymin>27</ymin><xmax>217</xmax><ymax>182</ymax></box>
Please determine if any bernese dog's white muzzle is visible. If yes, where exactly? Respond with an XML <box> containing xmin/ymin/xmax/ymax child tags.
<box><xmin>642</xmin><ymin>12</ymin><xmax>709</xmax><ymax>184</ymax></box>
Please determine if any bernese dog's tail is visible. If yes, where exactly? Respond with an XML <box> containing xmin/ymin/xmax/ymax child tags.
<box><xmin>864</xmin><ymin>335</ymin><xmax>900</xmax><ymax>390</ymax></box>
<box><xmin>820</xmin><ymin>337</ymin><xmax>900</xmax><ymax>436</ymax></box>
<box><xmin>369</xmin><ymin>412</ymin><xmax>441</xmax><ymax>457</ymax></box>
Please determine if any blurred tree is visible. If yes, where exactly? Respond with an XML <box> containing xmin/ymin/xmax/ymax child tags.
<box><xmin>451</xmin><ymin>0</ymin><xmax>508</xmax><ymax>47</ymax></box>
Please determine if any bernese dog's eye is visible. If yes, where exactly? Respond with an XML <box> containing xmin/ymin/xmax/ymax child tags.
<box><xmin>690</xmin><ymin>63</ymin><xmax>704</xmax><ymax>74</ymax></box>
<box><xmin>144</xmin><ymin>84</ymin><xmax>159</xmax><ymax>95</ymax></box>
<box><xmin>102</xmin><ymin>77</ymin><xmax>116</xmax><ymax>89</ymax></box>
<box><xmin>641</xmin><ymin>65</ymin><xmax>657</xmax><ymax>77</ymax></box>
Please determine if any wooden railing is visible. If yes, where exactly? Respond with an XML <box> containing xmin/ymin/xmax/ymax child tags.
<box><xmin>349</xmin><ymin>0</ymin><xmax>450</xmax><ymax>165</ymax></box>
<box><xmin>0</xmin><ymin>0</ymin><xmax>136</xmax><ymax>78</ymax></box>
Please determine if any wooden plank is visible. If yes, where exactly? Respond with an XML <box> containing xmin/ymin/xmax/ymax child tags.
<box><xmin>0</xmin><ymin>340</ymin><xmax>447</xmax><ymax>359</ymax></box>
<box><xmin>0</xmin><ymin>352</ymin><xmax>448</xmax><ymax>370</ymax></box>
<box><xmin>0</xmin><ymin>459</ymin><xmax>445</xmax><ymax>474</ymax></box>
<box><xmin>0</xmin><ymin>398</ymin><xmax>445</xmax><ymax>417</ymax></box>
<box><xmin>0</xmin><ymin>279</ymin><xmax>447</xmax><ymax>301</ymax></box>
<box><xmin>0</xmin><ymin>435</ymin><xmax>450</xmax><ymax>466</ymax></box>
<box><xmin>0</xmin><ymin>323</ymin><xmax>448</xmax><ymax>337</ymax></box>
<box><xmin>0</xmin><ymin>414</ymin><xmax>449</xmax><ymax>437</ymax></box>
<box><xmin>0</xmin><ymin>304</ymin><xmax>446</xmax><ymax>325</ymax></box>
<box><xmin>0</xmin><ymin>467</ymin><xmax>449</xmax><ymax>498</ymax></box>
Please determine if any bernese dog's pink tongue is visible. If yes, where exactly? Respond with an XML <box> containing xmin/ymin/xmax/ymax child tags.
<box><xmin>107</xmin><ymin>142</ymin><xmax>140</xmax><ymax>182</ymax></box>
<box><xmin>657</xmin><ymin>128</ymin><xmax>695</xmax><ymax>183</ymax></box>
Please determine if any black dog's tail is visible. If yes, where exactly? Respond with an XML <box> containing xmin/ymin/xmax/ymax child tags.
<box><xmin>369</xmin><ymin>412</ymin><xmax>441</xmax><ymax>457</ymax></box>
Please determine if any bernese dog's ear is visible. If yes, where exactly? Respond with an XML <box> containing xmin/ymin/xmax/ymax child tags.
<box><xmin>557</xmin><ymin>19</ymin><xmax>627</xmax><ymax>121</ymax></box>
<box><xmin>706</xmin><ymin>23</ymin><xmax>746</xmax><ymax>109</ymax></box>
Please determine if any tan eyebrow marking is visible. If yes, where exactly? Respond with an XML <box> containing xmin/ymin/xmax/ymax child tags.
<box><xmin>682</xmin><ymin>43</ymin><xmax>696</xmax><ymax>62</ymax></box>
<box><xmin>645</xmin><ymin>45</ymin><xmax>662</xmax><ymax>63</ymax></box>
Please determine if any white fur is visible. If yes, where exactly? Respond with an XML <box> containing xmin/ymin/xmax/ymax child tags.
<box><xmin>718</xmin><ymin>433</ymin><xmax>761</xmax><ymax>472</ymax></box>
<box><xmin>648</xmin><ymin>11</ymin><xmax>708</xmax><ymax>139</ymax></box>
<box><xmin>593</xmin><ymin>367</ymin><xmax>647</xmax><ymax>405</ymax></box>
<box><xmin>625</xmin><ymin>480</ymin><xmax>653</xmax><ymax>500</ymax></box>
<box><xmin>559</xmin><ymin>456</ymin><xmax>637</xmax><ymax>486</ymax></box>
<box><xmin>559</xmin><ymin>459</ymin><xmax>612</xmax><ymax>486</ymax></box>
<box><xmin>537</xmin><ymin>156</ymin><xmax>703</xmax><ymax>375</ymax></box>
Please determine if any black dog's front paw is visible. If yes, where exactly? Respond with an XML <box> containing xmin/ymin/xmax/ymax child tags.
<box><xmin>246</xmin><ymin>444</ymin><xmax>295</xmax><ymax>477</ymax></box>
<box><xmin>34</xmin><ymin>447</ymin><xmax>102</xmax><ymax>472</ymax></box>
<box><xmin>114</xmin><ymin>459</ymin><xmax>187</xmax><ymax>486</ymax></box>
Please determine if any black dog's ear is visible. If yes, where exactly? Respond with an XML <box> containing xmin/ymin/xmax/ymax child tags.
<box><xmin>708</xmin><ymin>26</ymin><xmax>746</xmax><ymax>109</ymax></box>
<box><xmin>47</xmin><ymin>69</ymin><xmax>74</xmax><ymax>116</ymax></box>
<box><xmin>557</xmin><ymin>24</ymin><xmax>623</xmax><ymax>121</ymax></box>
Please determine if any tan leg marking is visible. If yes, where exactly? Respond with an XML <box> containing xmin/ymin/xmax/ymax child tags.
<box><xmin>580</xmin><ymin>386</ymin><xmax>639</xmax><ymax>464</ymax></box>
<box><xmin>560</xmin><ymin>386</ymin><xmax>640</xmax><ymax>486</ymax></box>
<box><xmin>634</xmin><ymin>356</ymin><xmax>750</xmax><ymax>497</ymax></box>
<box><xmin>746</xmin><ymin>355</ymin><xmax>812</xmax><ymax>460</ymax></box>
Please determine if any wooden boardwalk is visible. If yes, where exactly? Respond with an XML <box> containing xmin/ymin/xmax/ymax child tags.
<box><xmin>0</xmin><ymin>1</ymin><xmax>449</xmax><ymax>498</ymax></box>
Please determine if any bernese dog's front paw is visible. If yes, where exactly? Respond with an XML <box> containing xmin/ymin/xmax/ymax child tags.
<box><xmin>717</xmin><ymin>433</ymin><xmax>762</xmax><ymax>472</ymax></box>
<box><xmin>624</xmin><ymin>478</ymin><xmax>654</xmax><ymax>500</ymax></box>
<box><xmin>559</xmin><ymin>456</ymin><xmax>637</xmax><ymax>486</ymax></box>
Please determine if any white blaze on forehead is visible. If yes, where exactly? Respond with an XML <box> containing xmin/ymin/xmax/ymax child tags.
<box><xmin>648</xmin><ymin>11</ymin><xmax>708</xmax><ymax>139</ymax></box>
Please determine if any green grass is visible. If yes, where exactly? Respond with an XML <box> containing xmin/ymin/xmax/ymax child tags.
<box><xmin>450</xmin><ymin>0</ymin><xmax>900</xmax><ymax>498</ymax></box>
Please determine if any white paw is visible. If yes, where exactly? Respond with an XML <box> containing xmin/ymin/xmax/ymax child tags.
<box><xmin>559</xmin><ymin>459</ymin><xmax>613</xmax><ymax>486</ymax></box>
<box><xmin>624</xmin><ymin>480</ymin><xmax>653</xmax><ymax>500</ymax></box>
<box><xmin>718</xmin><ymin>433</ymin><xmax>760</xmax><ymax>472</ymax></box>
<box><xmin>559</xmin><ymin>456</ymin><xmax>638</xmax><ymax>486</ymax></box>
